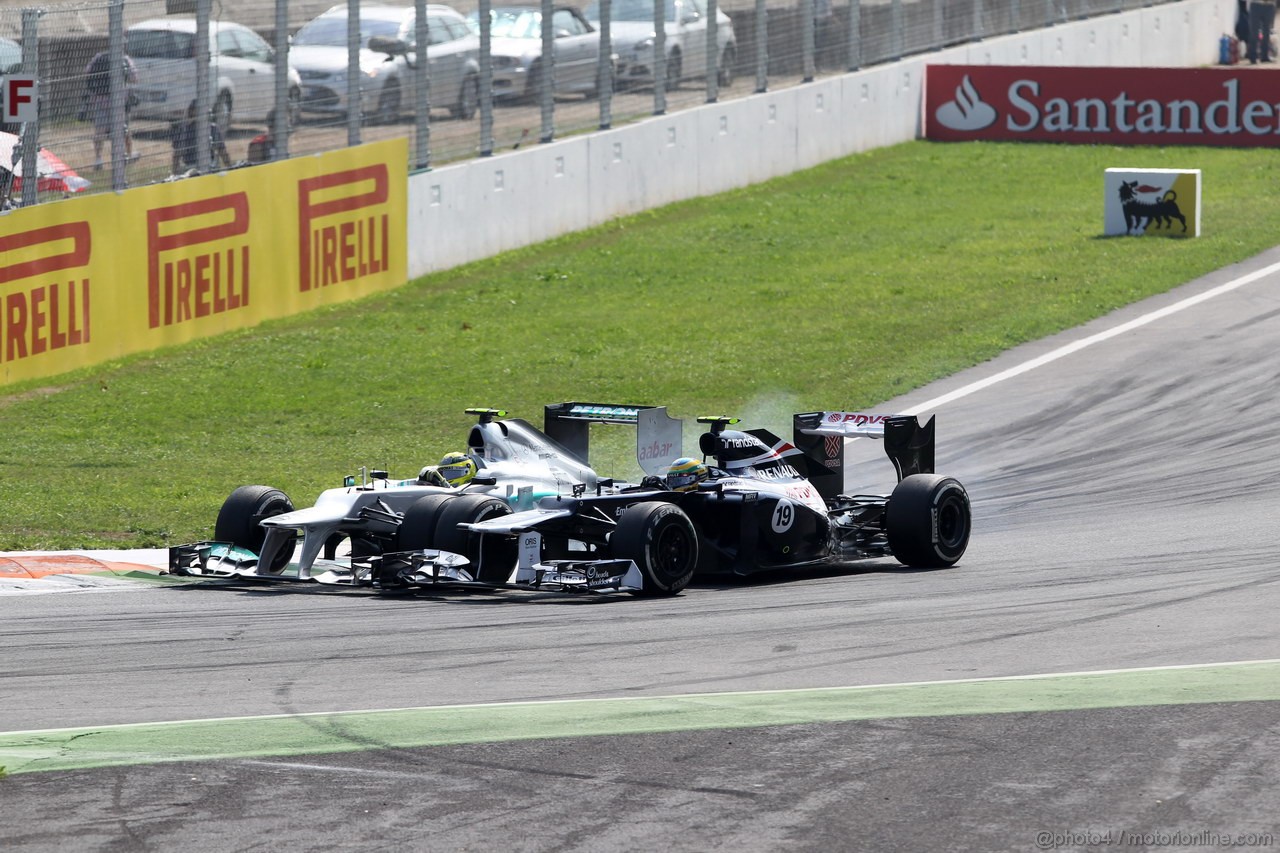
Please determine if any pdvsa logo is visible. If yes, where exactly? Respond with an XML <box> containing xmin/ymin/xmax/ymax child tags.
<box><xmin>934</xmin><ymin>74</ymin><xmax>998</xmax><ymax>131</ymax></box>
<box><xmin>298</xmin><ymin>165</ymin><xmax>391</xmax><ymax>292</ymax></box>
<box><xmin>146</xmin><ymin>194</ymin><xmax>251</xmax><ymax>329</ymax></box>
<box><xmin>0</xmin><ymin>222</ymin><xmax>92</xmax><ymax>363</ymax></box>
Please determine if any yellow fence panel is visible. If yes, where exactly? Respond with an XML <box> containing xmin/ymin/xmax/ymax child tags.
<box><xmin>0</xmin><ymin>138</ymin><xmax>407</xmax><ymax>387</ymax></box>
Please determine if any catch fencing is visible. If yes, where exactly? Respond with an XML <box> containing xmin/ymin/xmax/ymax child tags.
<box><xmin>0</xmin><ymin>0</ymin><xmax>1191</xmax><ymax>206</ymax></box>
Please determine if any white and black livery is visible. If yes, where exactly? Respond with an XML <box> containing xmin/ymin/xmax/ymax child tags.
<box><xmin>437</xmin><ymin>410</ymin><xmax>972</xmax><ymax>596</ymax></box>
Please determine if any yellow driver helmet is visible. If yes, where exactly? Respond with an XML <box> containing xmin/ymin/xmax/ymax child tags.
<box><xmin>438</xmin><ymin>452</ymin><xmax>477</xmax><ymax>487</ymax></box>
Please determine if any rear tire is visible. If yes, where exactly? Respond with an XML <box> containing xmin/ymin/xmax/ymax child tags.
<box><xmin>214</xmin><ymin>485</ymin><xmax>294</xmax><ymax>572</ymax></box>
<box><xmin>612</xmin><ymin>502</ymin><xmax>697</xmax><ymax>596</ymax></box>
<box><xmin>886</xmin><ymin>474</ymin><xmax>970</xmax><ymax>568</ymax></box>
<box><xmin>432</xmin><ymin>494</ymin><xmax>516</xmax><ymax>583</ymax></box>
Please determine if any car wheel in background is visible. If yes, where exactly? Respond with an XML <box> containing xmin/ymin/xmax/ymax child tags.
<box><xmin>212</xmin><ymin>91</ymin><xmax>233</xmax><ymax>138</ymax></box>
<box><xmin>452</xmin><ymin>74</ymin><xmax>479</xmax><ymax>119</ymax></box>
<box><xmin>612</xmin><ymin>501</ymin><xmax>697</xmax><ymax>596</ymax></box>
<box><xmin>885</xmin><ymin>474</ymin><xmax>971</xmax><ymax>568</ymax></box>
<box><xmin>214</xmin><ymin>485</ymin><xmax>295</xmax><ymax>572</ymax></box>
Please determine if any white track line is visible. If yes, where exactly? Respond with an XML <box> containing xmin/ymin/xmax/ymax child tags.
<box><xmin>905</xmin><ymin>259</ymin><xmax>1280</xmax><ymax>416</ymax></box>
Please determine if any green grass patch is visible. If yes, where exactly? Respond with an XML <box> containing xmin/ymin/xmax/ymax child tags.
<box><xmin>1</xmin><ymin>140</ymin><xmax>1276</xmax><ymax>549</ymax></box>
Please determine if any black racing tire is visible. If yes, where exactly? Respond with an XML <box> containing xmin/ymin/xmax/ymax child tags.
<box><xmin>525</xmin><ymin>61</ymin><xmax>543</xmax><ymax>103</ymax></box>
<box><xmin>212</xmin><ymin>91</ymin><xmax>233</xmax><ymax>139</ymax></box>
<box><xmin>452</xmin><ymin>74</ymin><xmax>479</xmax><ymax>119</ymax></box>
<box><xmin>432</xmin><ymin>494</ymin><xmax>516</xmax><ymax>584</ymax></box>
<box><xmin>612</xmin><ymin>501</ymin><xmax>697</xmax><ymax>596</ymax></box>
<box><xmin>395</xmin><ymin>493</ymin><xmax>457</xmax><ymax>551</ymax></box>
<box><xmin>885</xmin><ymin>474</ymin><xmax>971</xmax><ymax>568</ymax></box>
<box><xmin>214</xmin><ymin>485</ymin><xmax>294</xmax><ymax>572</ymax></box>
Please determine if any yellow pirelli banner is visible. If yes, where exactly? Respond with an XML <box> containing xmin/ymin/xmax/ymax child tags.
<box><xmin>0</xmin><ymin>138</ymin><xmax>407</xmax><ymax>386</ymax></box>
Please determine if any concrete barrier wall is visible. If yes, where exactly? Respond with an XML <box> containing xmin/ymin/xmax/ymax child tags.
<box><xmin>407</xmin><ymin>0</ymin><xmax>1234</xmax><ymax>278</ymax></box>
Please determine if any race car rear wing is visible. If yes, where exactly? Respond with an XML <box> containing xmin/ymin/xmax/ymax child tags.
<box><xmin>544</xmin><ymin>402</ymin><xmax>683</xmax><ymax>477</ymax></box>
<box><xmin>792</xmin><ymin>411</ymin><xmax>936</xmax><ymax>499</ymax></box>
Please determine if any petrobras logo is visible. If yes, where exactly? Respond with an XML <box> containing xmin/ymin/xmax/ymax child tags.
<box><xmin>298</xmin><ymin>164</ymin><xmax>391</xmax><ymax>293</ymax></box>
<box><xmin>824</xmin><ymin>412</ymin><xmax>890</xmax><ymax>426</ymax></box>
<box><xmin>926</xmin><ymin>65</ymin><xmax>1280</xmax><ymax>148</ymax></box>
<box><xmin>146</xmin><ymin>194</ymin><xmax>250</xmax><ymax>329</ymax></box>
<box><xmin>0</xmin><ymin>222</ymin><xmax>92</xmax><ymax>363</ymax></box>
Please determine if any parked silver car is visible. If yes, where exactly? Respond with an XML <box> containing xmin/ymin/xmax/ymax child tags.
<box><xmin>584</xmin><ymin>0</ymin><xmax>735</xmax><ymax>89</ymax></box>
<box><xmin>467</xmin><ymin>4</ymin><xmax>610</xmax><ymax>100</ymax></box>
<box><xmin>290</xmin><ymin>3</ymin><xmax>481</xmax><ymax>124</ymax></box>
<box><xmin>126</xmin><ymin>18</ymin><xmax>302</xmax><ymax>135</ymax></box>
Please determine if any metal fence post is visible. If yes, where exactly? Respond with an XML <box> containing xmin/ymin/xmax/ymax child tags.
<box><xmin>275</xmin><ymin>0</ymin><xmax>290</xmax><ymax>161</ymax></box>
<box><xmin>107</xmin><ymin>0</ymin><xmax>127</xmax><ymax>190</ymax></box>
<box><xmin>598</xmin><ymin>0</ymin><xmax>612</xmax><ymax>130</ymax></box>
<box><xmin>347</xmin><ymin>0</ymin><xmax>361</xmax><ymax>146</ymax></box>
<box><xmin>415</xmin><ymin>0</ymin><xmax>430</xmax><ymax>170</ymax></box>
<box><xmin>802</xmin><ymin>0</ymin><xmax>815</xmax><ymax>82</ymax></box>
<box><xmin>847</xmin><ymin>0</ymin><xmax>861</xmax><ymax>71</ymax></box>
<box><xmin>540</xmin><ymin>0</ymin><xmax>554</xmax><ymax>143</ymax></box>
<box><xmin>653</xmin><ymin>0</ymin><xmax>666</xmax><ymax>115</ymax></box>
<box><xmin>890</xmin><ymin>0</ymin><xmax>902</xmax><ymax>61</ymax></box>
<box><xmin>706</xmin><ymin>0</ymin><xmax>719</xmax><ymax>102</ymax></box>
<box><xmin>479</xmin><ymin>0</ymin><xmax>494</xmax><ymax>156</ymax></box>
<box><xmin>19</xmin><ymin>8</ymin><xmax>39</xmax><ymax>206</ymax></box>
<box><xmin>195</xmin><ymin>0</ymin><xmax>211</xmax><ymax>172</ymax></box>
<box><xmin>754</xmin><ymin>0</ymin><xmax>767</xmax><ymax>91</ymax></box>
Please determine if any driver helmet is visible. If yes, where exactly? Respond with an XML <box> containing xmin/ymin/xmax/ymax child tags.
<box><xmin>666</xmin><ymin>457</ymin><xmax>709</xmax><ymax>492</ymax></box>
<box><xmin>438</xmin><ymin>451</ymin><xmax>477</xmax><ymax>487</ymax></box>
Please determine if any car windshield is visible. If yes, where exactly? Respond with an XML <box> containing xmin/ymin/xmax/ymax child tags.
<box><xmin>583</xmin><ymin>0</ymin><xmax>676</xmax><ymax>22</ymax></box>
<box><xmin>126</xmin><ymin>28</ymin><xmax>195</xmax><ymax>60</ymax></box>
<box><xmin>293</xmin><ymin>15</ymin><xmax>406</xmax><ymax>47</ymax></box>
<box><xmin>469</xmin><ymin>8</ymin><xmax>542</xmax><ymax>38</ymax></box>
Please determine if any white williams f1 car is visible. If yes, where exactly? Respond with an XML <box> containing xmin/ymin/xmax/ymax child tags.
<box><xmin>433</xmin><ymin>410</ymin><xmax>971</xmax><ymax>596</ymax></box>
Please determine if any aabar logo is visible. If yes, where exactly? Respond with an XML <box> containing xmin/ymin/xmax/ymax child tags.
<box><xmin>147</xmin><ymin>194</ymin><xmax>251</xmax><ymax>329</ymax></box>
<box><xmin>0</xmin><ymin>222</ymin><xmax>91</xmax><ymax>363</ymax></box>
<box><xmin>298</xmin><ymin>165</ymin><xmax>390</xmax><ymax>292</ymax></box>
<box><xmin>934</xmin><ymin>74</ymin><xmax>997</xmax><ymax>131</ymax></box>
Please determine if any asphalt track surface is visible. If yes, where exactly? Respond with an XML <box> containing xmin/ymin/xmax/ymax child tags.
<box><xmin>5</xmin><ymin>249</ymin><xmax>1280</xmax><ymax>851</ymax></box>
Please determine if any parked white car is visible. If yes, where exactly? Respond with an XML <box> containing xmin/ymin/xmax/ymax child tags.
<box><xmin>290</xmin><ymin>3</ymin><xmax>481</xmax><ymax>124</ymax></box>
<box><xmin>467</xmin><ymin>4</ymin><xmax>610</xmax><ymax>100</ymax></box>
<box><xmin>583</xmin><ymin>0</ymin><xmax>735</xmax><ymax>89</ymax></box>
<box><xmin>126</xmin><ymin>18</ymin><xmax>302</xmax><ymax>135</ymax></box>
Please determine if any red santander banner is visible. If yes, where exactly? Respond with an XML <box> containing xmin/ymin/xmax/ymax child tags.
<box><xmin>925</xmin><ymin>65</ymin><xmax>1279</xmax><ymax>147</ymax></box>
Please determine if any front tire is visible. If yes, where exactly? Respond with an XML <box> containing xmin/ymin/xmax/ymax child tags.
<box><xmin>432</xmin><ymin>494</ymin><xmax>516</xmax><ymax>584</ymax></box>
<box><xmin>886</xmin><ymin>474</ymin><xmax>970</xmax><ymax>568</ymax></box>
<box><xmin>717</xmin><ymin>45</ymin><xmax>736</xmax><ymax>88</ymax></box>
<box><xmin>212</xmin><ymin>91</ymin><xmax>233</xmax><ymax>139</ymax></box>
<box><xmin>395</xmin><ymin>493</ymin><xmax>457</xmax><ymax>551</ymax></box>
<box><xmin>612</xmin><ymin>502</ymin><xmax>697</xmax><ymax>596</ymax></box>
<box><xmin>214</xmin><ymin>485</ymin><xmax>294</xmax><ymax>572</ymax></box>
<box><xmin>371</xmin><ymin>80</ymin><xmax>401</xmax><ymax>124</ymax></box>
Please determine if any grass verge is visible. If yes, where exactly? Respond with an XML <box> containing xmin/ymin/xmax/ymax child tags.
<box><xmin>0</xmin><ymin>140</ymin><xmax>1276</xmax><ymax>549</ymax></box>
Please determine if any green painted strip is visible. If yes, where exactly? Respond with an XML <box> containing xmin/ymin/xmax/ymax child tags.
<box><xmin>3</xmin><ymin>660</ymin><xmax>1278</xmax><ymax>776</ymax></box>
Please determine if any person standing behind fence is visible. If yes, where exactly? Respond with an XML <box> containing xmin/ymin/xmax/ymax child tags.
<box><xmin>1248</xmin><ymin>0</ymin><xmax>1276</xmax><ymax>63</ymax></box>
<box><xmin>84</xmin><ymin>50</ymin><xmax>138</xmax><ymax>171</ymax></box>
